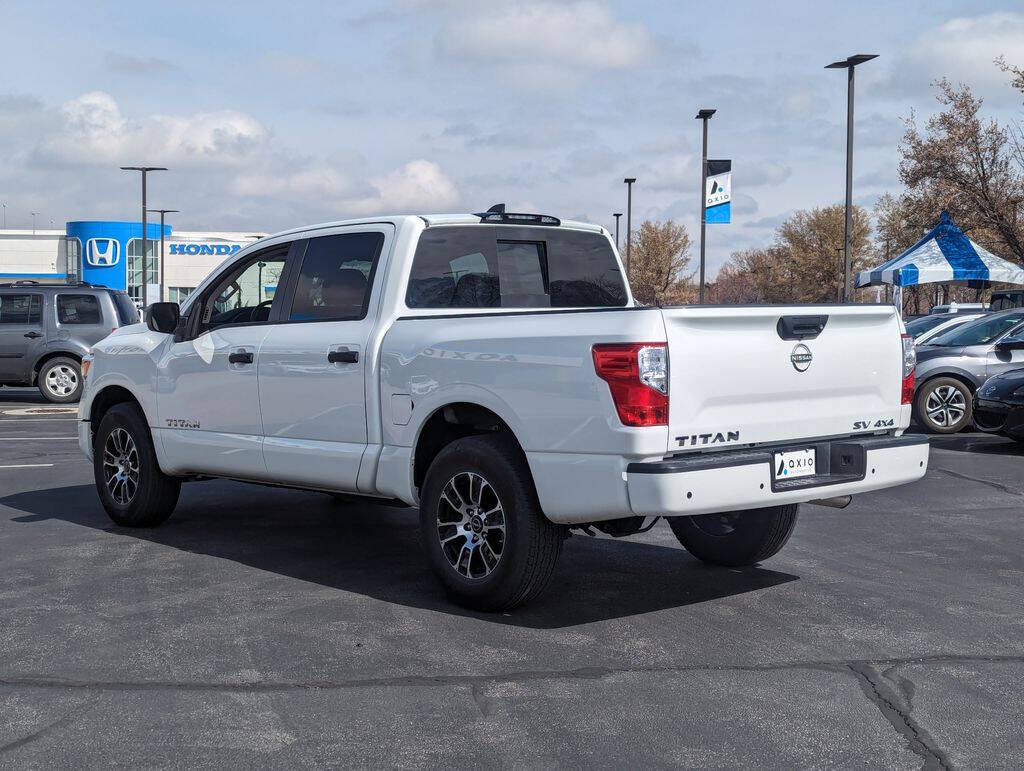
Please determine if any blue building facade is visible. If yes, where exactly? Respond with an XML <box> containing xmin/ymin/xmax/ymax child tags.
<box><xmin>67</xmin><ymin>220</ymin><xmax>170</xmax><ymax>292</ymax></box>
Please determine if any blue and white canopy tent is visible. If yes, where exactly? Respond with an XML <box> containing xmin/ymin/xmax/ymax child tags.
<box><xmin>856</xmin><ymin>211</ymin><xmax>1024</xmax><ymax>312</ymax></box>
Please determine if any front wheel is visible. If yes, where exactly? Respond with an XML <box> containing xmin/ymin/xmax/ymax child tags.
<box><xmin>419</xmin><ymin>434</ymin><xmax>563</xmax><ymax>611</ymax></box>
<box><xmin>668</xmin><ymin>504</ymin><xmax>799</xmax><ymax>566</ymax></box>
<box><xmin>94</xmin><ymin>402</ymin><xmax>181</xmax><ymax>527</ymax></box>
<box><xmin>914</xmin><ymin>377</ymin><xmax>972</xmax><ymax>434</ymax></box>
<box><xmin>38</xmin><ymin>357</ymin><xmax>83</xmax><ymax>403</ymax></box>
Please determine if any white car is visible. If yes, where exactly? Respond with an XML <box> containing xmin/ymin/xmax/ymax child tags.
<box><xmin>910</xmin><ymin>312</ymin><xmax>986</xmax><ymax>346</ymax></box>
<box><xmin>79</xmin><ymin>210</ymin><xmax>930</xmax><ymax>610</ymax></box>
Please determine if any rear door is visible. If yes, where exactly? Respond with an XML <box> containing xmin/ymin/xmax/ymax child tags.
<box><xmin>663</xmin><ymin>305</ymin><xmax>904</xmax><ymax>452</ymax></box>
<box><xmin>258</xmin><ymin>226</ymin><xmax>391</xmax><ymax>492</ymax></box>
<box><xmin>0</xmin><ymin>292</ymin><xmax>44</xmax><ymax>382</ymax></box>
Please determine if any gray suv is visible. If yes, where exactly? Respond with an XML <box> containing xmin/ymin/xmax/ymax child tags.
<box><xmin>0</xmin><ymin>281</ymin><xmax>138</xmax><ymax>403</ymax></box>
<box><xmin>914</xmin><ymin>308</ymin><xmax>1024</xmax><ymax>433</ymax></box>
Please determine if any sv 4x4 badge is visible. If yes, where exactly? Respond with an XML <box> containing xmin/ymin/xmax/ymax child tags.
<box><xmin>853</xmin><ymin>418</ymin><xmax>895</xmax><ymax>430</ymax></box>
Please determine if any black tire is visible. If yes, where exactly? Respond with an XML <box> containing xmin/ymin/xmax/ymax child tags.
<box><xmin>419</xmin><ymin>434</ymin><xmax>563</xmax><ymax>611</ymax></box>
<box><xmin>668</xmin><ymin>504</ymin><xmax>799</xmax><ymax>567</ymax></box>
<box><xmin>93</xmin><ymin>402</ymin><xmax>180</xmax><ymax>527</ymax></box>
<box><xmin>37</xmin><ymin>357</ymin><xmax>83</xmax><ymax>403</ymax></box>
<box><xmin>914</xmin><ymin>376</ymin><xmax>973</xmax><ymax>434</ymax></box>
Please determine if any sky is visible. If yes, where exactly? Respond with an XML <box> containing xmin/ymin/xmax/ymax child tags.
<box><xmin>1</xmin><ymin>0</ymin><xmax>1023</xmax><ymax>276</ymax></box>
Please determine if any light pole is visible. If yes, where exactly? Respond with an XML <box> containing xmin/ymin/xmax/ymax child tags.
<box><xmin>147</xmin><ymin>208</ymin><xmax>178</xmax><ymax>303</ymax></box>
<box><xmin>695</xmin><ymin>108</ymin><xmax>716</xmax><ymax>305</ymax></box>
<box><xmin>120</xmin><ymin>166</ymin><xmax>167</xmax><ymax>308</ymax></box>
<box><xmin>30</xmin><ymin>212</ymin><xmax>38</xmax><ymax>235</ymax></box>
<box><xmin>826</xmin><ymin>54</ymin><xmax>877</xmax><ymax>302</ymax></box>
<box><xmin>2</xmin><ymin>202</ymin><xmax>6</xmax><ymax>229</ymax></box>
<box><xmin>623</xmin><ymin>178</ymin><xmax>636</xmax><ymax>273</ymax></box>
<box><xmin>836</xmin><ymin>246</ymin><xmax>844</xmax><ymax>302</ymax></box>
<box><xmin>613</xmin><ymin>213</ymin><xmax>622</xmax><ymax>250</ymax></box>
<box><xmin>257</xmin><ymin>261</ymin><xmax>267</xmax><ymax>304</ymax></box>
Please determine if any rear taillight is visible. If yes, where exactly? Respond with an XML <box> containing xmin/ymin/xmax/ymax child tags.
<box><xmin>901</xmin><ymin>333</ymin><xmax>915</xmax><ymax>404</ymax></box>
<box><xmin>592</xmin><ymin>343</ymin><xmax>668</xmax><ymax>427</ymax></box>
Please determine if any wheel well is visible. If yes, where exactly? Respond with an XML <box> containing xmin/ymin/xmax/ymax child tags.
<box><xmin>412</xmin><ymin>403</ymin><xmax>523</xmax><ymax>493</ymax></box>
<box><xmin>32</xmin><ymin>351</ymin><xmax>82</xmax><ymax>383</ymax></box>
<box><xmin>916</xmin><ymin>372</ymin><xmax>977</xmax><ymax>399</ymax></box>
<box><xmin>89</xmin><ymin>385</ymin><xmax>141</xmax><ymax>439</ymax></box>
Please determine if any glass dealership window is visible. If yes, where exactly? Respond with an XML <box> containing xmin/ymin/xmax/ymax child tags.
<box><xmin>126</xmin><ymin>238</ymin><xmax>159</xmax><ymax>305</ymax></box>
<box><xmin>167</xmin><ymin>287</ymin><xmax>195</xmax><ymax>304</ymax></box>
<box><xmin>64</xmin><ymin>238</ymin><xmax>82</xmax><ymax>284</ymax></box>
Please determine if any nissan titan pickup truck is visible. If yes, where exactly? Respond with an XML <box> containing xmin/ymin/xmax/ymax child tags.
<box><xmin>78</xmin><ymin>209</ymin><xmax>930</xmax><ymax>610</ymax></box>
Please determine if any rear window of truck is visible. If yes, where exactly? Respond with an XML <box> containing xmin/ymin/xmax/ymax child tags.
<box><xmin>406</xmin><ymin>226</ymin><xmax>627</xmax><ymax>309</ymax></box>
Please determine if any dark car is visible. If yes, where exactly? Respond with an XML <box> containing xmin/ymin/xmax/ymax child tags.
<box><xmin>0</xmin><ymin>281</ymin><xmax>138</xmax><ymax>403</ymax></box>
<box><xmin>974</xmin><ymin>366</ymin><xmax>1024</xmax><ymax>442</ymax></box>
<box><xmin>989</xmin><ymin>290</ymin><xmax>1024</xmax><ymax>311</ymax></box>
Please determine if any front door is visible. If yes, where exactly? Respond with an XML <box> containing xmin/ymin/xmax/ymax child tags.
<box><xmin>0</xmin><ymin>293</ymin><xmax>44</xmax><ymax>382</ymax></box>
<box><xmin>156</xmin><ymin>246</ymin><xmax>291</xmax><ymax>478</ymax></box>
<box><xmin>259</xmin><ymin>227</ymin><xmax>391</xmax><ymax>492</ymax></box>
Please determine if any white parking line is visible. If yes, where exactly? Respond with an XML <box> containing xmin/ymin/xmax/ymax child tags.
<box><xmin>0</xmin><ymin>463</ymin><xmax>56</xmax><ymax>469</ymax></box>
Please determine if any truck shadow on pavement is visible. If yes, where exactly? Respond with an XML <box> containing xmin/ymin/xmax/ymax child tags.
<box><xmin>3</xmin><ymin>482</ymin><xmax>798</xmax><ymax>628</ymax></box>
<box><xmin>926</xmin><ymin>433</ymin><xmax>1024</xmax><ymax>456</ymax></box>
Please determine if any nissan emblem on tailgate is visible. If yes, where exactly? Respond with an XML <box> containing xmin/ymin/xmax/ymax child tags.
<box><xmin>790</xmin><ymin>344</ymin><xmax>812</xmax><ymax>372</ymax></box>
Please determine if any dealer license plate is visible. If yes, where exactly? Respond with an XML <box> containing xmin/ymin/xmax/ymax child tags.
<box><xmin>773</xmin><ymin>448</ymin><xmax>816</xmax><ymax>480</ymax></box>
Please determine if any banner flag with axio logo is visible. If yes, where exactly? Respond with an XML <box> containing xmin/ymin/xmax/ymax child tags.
<box><xmin>705</xmin><ymin>159</ymin><xmax>731</xmax><ymax>224</ymax></box>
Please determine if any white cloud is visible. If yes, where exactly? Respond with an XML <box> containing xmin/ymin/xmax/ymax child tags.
<box><xmin>436</xmin><ymin>1</ymin><xmax>652</xmax><ymax>78</ymax></box>
<box><xmin>354</xmin><ymin>159</ymin><xmax>459</xmax><ymax>214</ymax></box>
<box><xmin>36</xmin><ymin>91</ymin><xmax>268</xmax><ymax>168</ymax></box>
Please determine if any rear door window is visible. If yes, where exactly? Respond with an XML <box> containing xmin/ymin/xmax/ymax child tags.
<box><xmin>56</xmin><ymin>294</ymin><xmax>103</xmax><ymax>325</ymax></box>
<box><xmin>287</xmin><ymin>232</ymin><xmax>385</xmax><ymax>321</ymax></box>
<box><xmin>406</xmin><ymin>226</ymin><xmax>627</xmax><ymax>309</ymax></box>
<box><xmin>0</xmin><ymin>294</ymin><xmax>42</xmax><ymax>324</ymax></box>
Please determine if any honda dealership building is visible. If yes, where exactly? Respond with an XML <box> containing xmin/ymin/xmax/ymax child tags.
<box><xmin>0</xmin><ymin>221</ymin><xmax>265</xmax><ymax>305</ymax></box>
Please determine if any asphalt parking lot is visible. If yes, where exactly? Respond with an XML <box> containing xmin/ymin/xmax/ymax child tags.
<box><xmin>0</xmin><ymin>388</ymin><xmax>1022</xmax><ymax>768</ymax></box>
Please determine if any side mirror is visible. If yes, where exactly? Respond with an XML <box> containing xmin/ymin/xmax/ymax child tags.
<box><xmin>145</xmin><ymin>302</ymin><xmax>180</xmax><ymax>334</ymax></box>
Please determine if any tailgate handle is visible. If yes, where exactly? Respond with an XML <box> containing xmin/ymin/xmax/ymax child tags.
<box><xmin>777</xmin><ymin>315</ymin><xmax>828</xmax><ymax>340</ymax></box>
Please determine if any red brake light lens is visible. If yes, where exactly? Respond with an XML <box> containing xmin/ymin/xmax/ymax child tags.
<box><xmin>901</xmin><ymin>333</ymin><xmax>915</xmax><ymax>405</ymax></box>
<box><xmin>592</xmin><ymin>343</ymin><xmax>668</xmax><ymax>427</ymax></box>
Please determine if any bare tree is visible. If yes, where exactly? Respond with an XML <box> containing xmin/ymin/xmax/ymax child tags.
<box><xmin>899</xmin><ymin>78</ymin><xmax>1024</xmax><ymax>260</ymax></box>
<box><xmin>625</xmin><ymin>219</ymin><xmax>694</xmax><ymax>305</ymax></box>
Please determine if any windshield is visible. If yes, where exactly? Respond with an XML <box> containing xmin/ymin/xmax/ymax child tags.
<box><xmin>926</xmin><ymin>312</ymin><xmax>1024</xmax><ymax>347</ymax></box>
<box><xmin>906</xmin><ymin>315</ymin><xmax>951</xmax><ymax>339</ymax></box>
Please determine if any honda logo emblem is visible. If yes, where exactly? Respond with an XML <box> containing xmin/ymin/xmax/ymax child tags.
<box><xmin>85</xmin><ymin>238</ymin><xmax>120</xmax><ymax>267</ymax></box>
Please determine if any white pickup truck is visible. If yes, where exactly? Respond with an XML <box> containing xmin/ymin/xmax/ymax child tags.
<box><xmin>79</xmin><ymin>210</ymin><xmax>929</xmax><ymax>610</ymax></box>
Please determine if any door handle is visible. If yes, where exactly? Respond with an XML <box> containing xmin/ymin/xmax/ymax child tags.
<box><xmin>228</xmin><ymin>350</ymin><xmax>254</xmax><ymax>365</ymax></box>
<box><xmin>23</xmin><ymin>332</ymin><xmax>43</xmax><ymax>339</ymax></box>
<box><xmin>328</xmin><ymin>350</ymin><xmax>359</xmax><ymax>364</ymax></box>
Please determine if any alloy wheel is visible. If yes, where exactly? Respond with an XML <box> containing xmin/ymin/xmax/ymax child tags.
<box><xmin>44</xmin><ymin>365</ymin><xmax>78</xmax><ymax>398</ymax></box>
<box><xmin>925</xmin><ymin>384</ymin><xmax>967</xmax><ymax>428</ymax></box>
<box><xmin>103</xmin><ymin>427</ymin><xmax>140</xmax><ymax>506</ymax></box>
<box><xmin>436</xmin><ymin>471</ymin><xmax>506</xmax><ymax>579</ymax></box>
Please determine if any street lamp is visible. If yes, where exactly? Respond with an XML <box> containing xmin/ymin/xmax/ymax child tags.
<box><xmin>695</xmin><ymin>108</ymin><xmax>716</xmax><ymax>305</ymax></box>
<box><xmin>120</xmin><ymin>166</ymin><xmax>167</xmax><ymax>308</ymax></box>
<box><xmin>2</xmin><ymin>202</ymin><xmax>6</xmax><ymax>229</ymax></box>
<box><xmin>623</xmin><ymin>178</ymin><xmax>636</xmax><ymax>272</ymax></box>
<box><xmin>613</xmin><ymin>213</ymin><xmax>623</xmax><ymax>250</ymax></box>
<box><xmin>30</xmin><ymin>212</ymin><xmax>38</xmax><ymax>235</ymax></box>
<box><xmin>825</xmin><ymin>54</ymin><xmax>878</xmax><ymax>302</ymax></box>
<box><xmin>147</xmin><ymin>208</ymin><xmax>179</xmax><ymax>303</ymax></box>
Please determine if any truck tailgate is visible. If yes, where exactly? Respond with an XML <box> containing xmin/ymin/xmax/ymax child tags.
<box><xmin>662</xmin><ymin>305</ymin><xmax>904</xmax><ymax>452</ymax></box>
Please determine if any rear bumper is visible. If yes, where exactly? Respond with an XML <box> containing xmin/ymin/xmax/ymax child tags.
<box><xmin>627</xmin><ymin>435</ymin><xmax>930</xmax><ymax>517</ymax></box>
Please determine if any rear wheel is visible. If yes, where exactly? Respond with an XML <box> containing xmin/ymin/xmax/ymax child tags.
<box><xmin>419</xmin><ymin>434</ymin><xmax>563</xmax><ymax>611</ymax></box>
<box><xmin>914</xmin><ymin>377</ymin><xmax>972</xmax><ymax>434</ymax></box>
<box><xmin>38</xmin><ymin>357</ymin><xmax>82</xmax><ymax>403</ymax></box>
<box><xmin>668</xmin><ymin>504</ymin><xmax>798</xmax><ymax>566</ymax></box>
<box><xmin>94</xmin><ymin>402</ymin><xmax>181</xmax><ymax>527</ymax></box>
